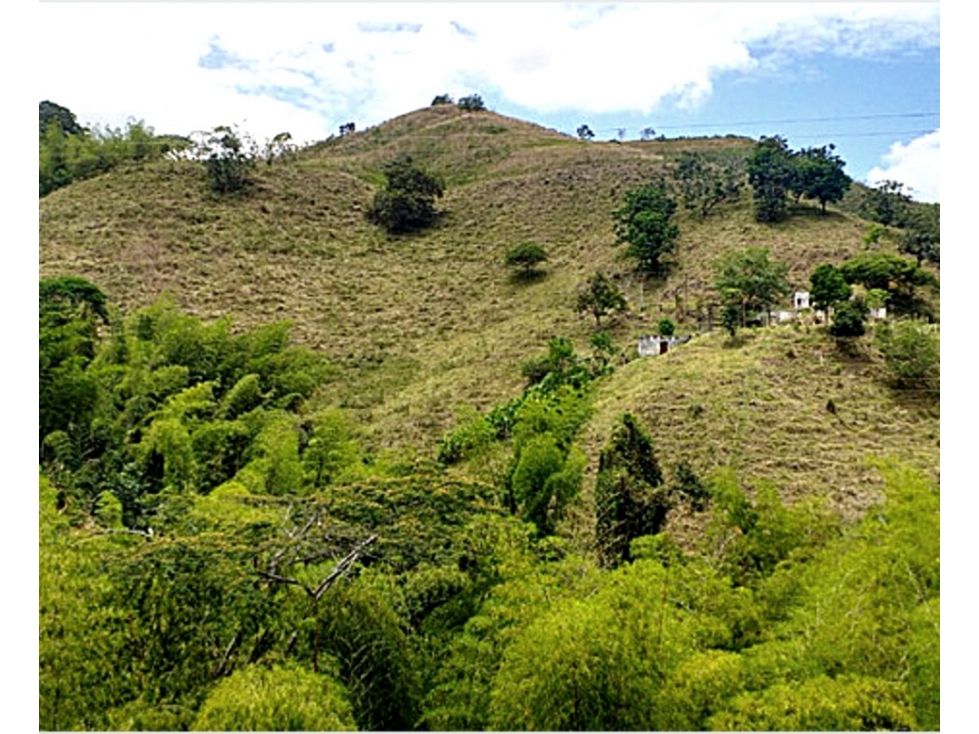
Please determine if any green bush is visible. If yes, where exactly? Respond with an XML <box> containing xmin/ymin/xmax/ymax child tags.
<box><xmin>457</xmin><ymin>94</ymin><xmax>486</xmax><ymax>112</ymax></box>
<box><xmin>200</xmin><ymin>125</ymin><xmax>257</xmax><ymax>194</ymax></box>
<box><xmin>368</xmin><ymin>155</ymin><xmax>444</xmax><ymax>234</ymax></box>
<box><xmin>875</xmin><ymin>319</ymin><xmax>940</xmax><ymax>391</ymax></box>
<box><xmin>594</xmin><ymin>413</ymin><xmax>669</xmax><ymax>567</ymax></box>
<box><xmin>828</xmin><ymin>299</ymin><xmax>866</xmax><ymax>338</ymax></box>
<box><xmin>504</xmin><ymin>241</ymin><xmax>548</xmax><ymax>275</ymax></box>
<box><xmin>192</xmin><ymin>664</ymin><xmax>356</xmax><ymax>731</ymax></box>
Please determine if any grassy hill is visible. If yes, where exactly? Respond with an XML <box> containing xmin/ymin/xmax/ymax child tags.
<box><xmin>39</xmin><ymin>104</ymin><xmax>939</xmax><ymax>519</ymax></box>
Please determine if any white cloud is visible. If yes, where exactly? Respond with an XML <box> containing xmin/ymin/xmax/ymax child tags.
<box><xmin>38</xmin><ymin>3</ymin><xmax>940</xmax><ymax>143</ymax></box>
<box><xmin>867</xmin><ymin>130</ymin><xmax>940</xmax><ymax>203</ymax></box>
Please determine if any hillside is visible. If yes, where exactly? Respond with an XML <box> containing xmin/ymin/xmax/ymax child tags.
<box><xmin>39</xmin><ymin>104</ymin><xmax>939</xmax><ymax>511</ymax></box>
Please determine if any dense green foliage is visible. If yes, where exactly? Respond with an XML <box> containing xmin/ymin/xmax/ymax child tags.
<box><xmin>839</xmin><ymin>252</ymin><xmax>938</xmax><ymax>318</ymax></box>
<box><xmin>875</xmin><ymin>319</ymin><xmax>940</xmax><ymax>392</ymax></box>
<box><xmin>39</xmin><ymin>102</ymin><xmax>183</xmax><ymax>196</ymax></box>
<box><xmin>715</xmin><ymin>247</ymin><xmax>790</xmax><ymax>327</ymax></box>
<box><xmin>200</xmin><ymin>125</ymin><xmax>258</xmax><ymax>194</ymax></box>
<box><xmin>828</xmin><ymin>299</ymin><xmax>867</xmax><ymax>338</ymax></box>
<box><xmin>594</xmin><ymin>413</ymin><xmax>668</xmax><ymax>567</ymax></box>
<box><xmin>504</xmin><ymin>241</ymin><xmax>548</xmax><ymax>275</ymax></box>
<box><xmin>747</xmin><ymin>136</ymin><xmax>851</xmax><ymax>221</ymax></box>
<box><xmin>900</xmin><ymin>203</ymin><xmax>940</xmax><ymax>267</ymax></box>
<box><xmin>612</xmin><ymin>180</ymin><xmax>680</xmax><ymax>275</ymax></box>
<box><xmin>457</xmin><ymin>94</ymin><xmax>486</xmax><ymax>112</ymax></box>
<box><xmin>791</xmin><ymin>144</ymin><xmax>852</xmax><ymax>213</ymax></box>
<box><xmin>809</xmin><ymin>263</ymin><xmax>852</xmax><ymax>313</ymax></box>
<box><xmin>192</xmin><ymin>664</ymin><xmax>356</xmax><ymax>731</ymax></box>
<box><xmin>39</xmin><ymin>285</ymin><xmax>940</xmax><ymax>731</ymax></box>
<box><xmin>368</xmin><ymin>155</ymin><xmax>445</xmax><ymax>234</ymax></box>
<box><xmin>576</xmin><ymin>271</ymin><xmax>627</xmax><ymax>326</ymax></box>
<box><xmin>39</xmin><ymin>105</ymin><xmax>939</xmax><ymax>730</ymax></box>
<box><xmin>746</xmin><ymin>135</ymin><xmax>796</xmax><ymax>222</ymax></box>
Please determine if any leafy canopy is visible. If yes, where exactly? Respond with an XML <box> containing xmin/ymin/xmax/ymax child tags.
<box><xmin>368</xmin><ymin>155</ymin><xmax>445</xmax><ymax>234</ymax></box>
<box><xmin>612</xmin><ymin>180</ymin><xmax>680</xmax><ymax>275</ymax></box>
<box><xmin>576</xmin><ymin>271</ymin><xmax>627</xmax><ymax>327</ymax></box>
<box><xmin>714</xmin><ymin>247</ymin><xmax>790</xmax><ymax>325</ymax></box>
<box><xmin>808</xmin><ymin>263</ymin><xmax>852</xmax><ymax>312</ymax></box>
<box><xmin>791</xmin><ymin>144</ymin><xmax>852</xmax><ymax>213</ymax></box>
<box><xmin>504</xmin><ymin>241</ymin><xmax>548</xmax><ymax>275</ymax></box>
<box><xmin>746</xmin><ymin>135</ymin><xmax>795</xmax><ymax>222</ymax></box>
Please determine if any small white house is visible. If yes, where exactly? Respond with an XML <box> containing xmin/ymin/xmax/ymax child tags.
<box><xmin>793</xmin><ymin>291</ymin><xmax>811</xmax><ymax>310</ymax></box>
<box><xmin>637</xmin><ymin>334</ymin><xmax>692</xmax><ymax>358</ymax></box>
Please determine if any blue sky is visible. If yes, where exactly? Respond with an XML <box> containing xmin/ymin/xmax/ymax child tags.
<box><xmin>38</xmin><ymin>2</ymin><xmax>940</xmax><ymax>201</ymax></box>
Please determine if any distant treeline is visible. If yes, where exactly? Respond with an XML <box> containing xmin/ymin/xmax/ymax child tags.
<box><xmin>39</xmin><ymin>100</ymin><xmax>190</xmax><ymax>196</ymax></box>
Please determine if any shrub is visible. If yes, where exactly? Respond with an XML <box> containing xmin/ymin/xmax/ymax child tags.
<box><xmin>576</xmin><ymin>272</ymin><xmax>627</xmax><ymax>327</ymax></box>
<box><xmin>368</xmin><ymin>155</ymin><xmax>444</xmax><ymax>234</ymax></box>
<box><xmin>192</xmin><ymin>664</ymin><xmax>356</xmax><ymax>731</ymax></box>
<box><xmin>505</xmin><ymin>241</ymin><xmax>548</xmax><ymax>275</ymax></box>
<box><xmin>829</xmin><ymin>299</ymin><xmax>866</xmax><ymax>338</ymax></box>
<box><xmin>658</xmin><ymin>318</ymin><xmax>676</xmax><ymax>337</ymax></box>
<box><xmin>200</xmin><ymin>125</ymin><xmax>257</xmax><ymax>194</ymax></box>
<box><xmin>595</xmin><ymin>413</ymin><xmax>669</xmax><ymax>567</ymax></box>
<box><xmin>457</xmin><ymin>94</ymin><xmax>485</xmax><ymax>112</ymax></box>
<box><xmin>874</xmin><ymin>319</ymin><xmax>939</xmax><ymax>392</ymax></box>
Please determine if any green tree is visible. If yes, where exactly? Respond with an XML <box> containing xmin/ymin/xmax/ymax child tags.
<box><xmin>808</xmin><ymin>263</ymin><xmax>852</xmax><ymax>313</ymax></box>
<box><xmin>714</xmin><ymin>247</ymin><xmax>790</xmax><ymax>327</ymax></box>
<box><xmin>39</xmin><ymin>277</ymin><xmax>108</xmax><ymax>446</ymax></box>
<box><xmin>673</xmin><ymin>150</ymin><xmax>743</xmax><ymax>218</ymax></box>
<box><xmin>510</xmin><ymin>434</ymin><xmax>585</xmax><ymax>536</ymax></box>
<box><xmin>900</xmin><ymin>203</ymin><xmax>940</xmax><ymax>267</ymax></box>
<box><xmin>431</xmin><ymin>93</ymin><xmax>454</xmax><ymax>105</ymax></box>
<box><xmin>861</xmin><ymin>179</ymin><xmax>912</xmax><ymax>226</ymax></box>
<box><xmin>368</xmin><ymin>154</ymin><xmax>445</xmax><ymax>234</ymax></box>
<box><xmin>576</xmin><ymin>271</ymin><xmax>627</xmax><ymax>327</ymax></box>
<box><xmin>709</xmin><ymin>675</ymin><xmax>916</xmax><ymax>731</ymax></box>
<box><xmin>594</xmin><ymin>413</ymin><xmax>668</xmax><ymax>568</ymax></box>
<box><xmin>746</xmin><ymin>135</ymin><xmax>795</xmax><ymax>222</ymax></box>
<box><xmin>504</xmin><ymin>241</ymin><xmax>548</xmax><ymax>276</ymax></box>
<box><xmin>838</xmin><ymin>251</ymin><xmax>938</xmax><ymax>318</ymax></box>
<box><xmin>612</xmin><ymin>180</ymin><xmax>680</xmax><ymax>275</ymax></box>
<box><xmin>576</xmin><ymin>124</ymin><xmax>595</xmax><ymax>141</ymax></box>
<box><xmin>828</xmin><ymin>298</ymin><xmax>866</xmax><ymax>338</ymax></box>
<box><xmin>40</xmin><ymin>100</ymin><xmax>85</xmax><ymax>136</ymax></box>
<box><xmin>200</xmin><ymin>125</ymin><xmax>257</xmax><ymax>194</ymax></box>
<box><xmin>791</xmin><ymin>144</ymin><xmax>852</xmax><ymax>213</ymax></box>
<box><xmin>457</xmin><ymin>94</ymin><xmax>485</xmax><ymax>111</ymax></box>
<box><xmin>658</xmin><ymin>318</ymin><xmax>676</xmax><ymax>337</ymax></box>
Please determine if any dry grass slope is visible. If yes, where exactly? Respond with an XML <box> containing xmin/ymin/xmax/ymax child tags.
<box><xmin>40</xmin><ymin>105</ymin><xmax>938</xmax><ymax>518</ymax></box>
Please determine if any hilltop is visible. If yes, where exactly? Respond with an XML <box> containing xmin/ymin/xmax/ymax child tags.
<box><xmin>39</xmin><ymin>103</ymin><xmax>939</xmax><ymax>514</ymax></box>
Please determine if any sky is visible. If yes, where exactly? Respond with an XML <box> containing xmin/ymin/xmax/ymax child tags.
<box><xmin>37</xmin><ymin>2</ymin><xmax>940</xmax><ymax>202</ymax></box>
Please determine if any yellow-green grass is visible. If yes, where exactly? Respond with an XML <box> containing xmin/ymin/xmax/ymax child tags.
<box><xmin>40</xmin><ymin>105</ymin><xmax>939</xmax><ymax>511</ymax></box>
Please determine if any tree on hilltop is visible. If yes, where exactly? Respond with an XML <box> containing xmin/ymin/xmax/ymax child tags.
<box><xmin>747</xmin><ymin>135</ymin><xmax>795</xmax><ymax>222</ymax></box>
<box><xmin>791</xmin><ymin>144</ymin><xmax>852</xmax><ymax>213</ymax></box>
<box><xmin>457</xmin><ymin>94</ymin><xmax>485</xmax><ymax>112</ymax></box>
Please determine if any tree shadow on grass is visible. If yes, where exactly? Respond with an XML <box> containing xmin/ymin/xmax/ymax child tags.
<box><xmin>509</xmin><ymin>269</ymin><xmax>548</xmax><ymax>285</ymax></box>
